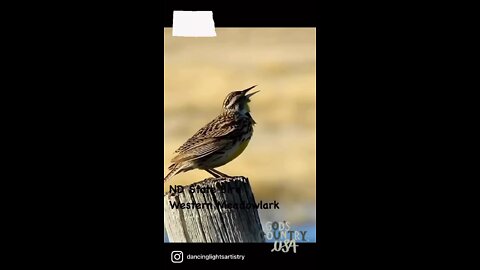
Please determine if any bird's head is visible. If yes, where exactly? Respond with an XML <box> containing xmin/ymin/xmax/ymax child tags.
<box><xmin>222</xmin><ymin>85</ymin><xmax>260</xmax><ymax>114</ymax></box>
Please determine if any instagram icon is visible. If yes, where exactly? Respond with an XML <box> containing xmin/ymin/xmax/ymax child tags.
<box><xmin>171</xmin><ymin>251</ymin><xmax>183</xmax><ymax>263</ymax></box>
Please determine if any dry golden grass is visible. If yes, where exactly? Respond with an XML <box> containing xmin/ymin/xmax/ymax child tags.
<box><xmin>164</xmin><ymin>28</ymin><xmax>316</xmax><ymax>204</ymax></box>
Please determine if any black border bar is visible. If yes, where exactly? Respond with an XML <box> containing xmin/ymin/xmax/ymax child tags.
<box><xmin>163</xmin><ymin>1</ymin><xmax>318</xmax><ymax>27</ymax></box>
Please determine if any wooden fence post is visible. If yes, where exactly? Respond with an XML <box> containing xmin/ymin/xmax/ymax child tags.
<box><xmin>164</xmin><ymin>176</ymin><xmax>265</xmax><ymax>243</ymax></box>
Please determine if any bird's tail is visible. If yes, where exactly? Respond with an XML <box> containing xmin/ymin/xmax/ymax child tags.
<box><xmin>164</xmin><ymin>164</ymin><xmax>181</xmax><ymax>183</ymax></box>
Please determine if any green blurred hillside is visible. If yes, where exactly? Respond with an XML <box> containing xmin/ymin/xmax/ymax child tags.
<box><xmin>164</xmin><ymin>28</ymin><xmax>316</xmax><ymax>206</ymax></box>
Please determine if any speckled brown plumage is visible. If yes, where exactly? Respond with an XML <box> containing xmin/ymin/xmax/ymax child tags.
<box><xmin>164</xmin><ymin>86</ymin><xmax>259</xmax><ymax>182</ymax></box>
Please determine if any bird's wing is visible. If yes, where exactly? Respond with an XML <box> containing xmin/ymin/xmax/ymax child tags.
<box><xmin>171</xmin><ymin>138</ymin><xmax>230</xmax><ymax>164</ymax></box>
<box><xmin>173</xmin><ymin>113</ymin><xmax>240</xmax><ymax>155</ymax></box>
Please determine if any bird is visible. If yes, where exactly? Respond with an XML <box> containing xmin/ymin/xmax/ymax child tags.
<box><xmin>164</xmin><ymin>85</ymin><xmax>260</xmax><ymax>182</ymax></box>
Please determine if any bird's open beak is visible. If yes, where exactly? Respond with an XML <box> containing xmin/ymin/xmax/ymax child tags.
<box><xmin>246</xmin><ymin>90</ymin><xmax>260</xmax><ymax>98</ymax></box>
<box><xmin>243</xmin><ymin>85</ymin><xmax>260</xmax><ymax>98</ymax></box>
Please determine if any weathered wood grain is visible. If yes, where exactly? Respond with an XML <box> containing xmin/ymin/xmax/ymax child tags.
<box><xmin>164</xmin><ymin>177</ymin><xmax>265</xmax><ymax>243</ymax></box>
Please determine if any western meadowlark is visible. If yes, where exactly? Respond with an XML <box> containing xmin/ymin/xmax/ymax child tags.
<box><xmin>164</xmin><ymin>85</ymin><xmax>259</xmax><ymax>182</ymax></box>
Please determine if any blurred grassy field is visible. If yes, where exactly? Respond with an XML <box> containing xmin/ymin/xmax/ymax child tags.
<box><xmin>164</xmin><ymin>28</ymin><xmax>316</xmax><ymax>208</ymax></box>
